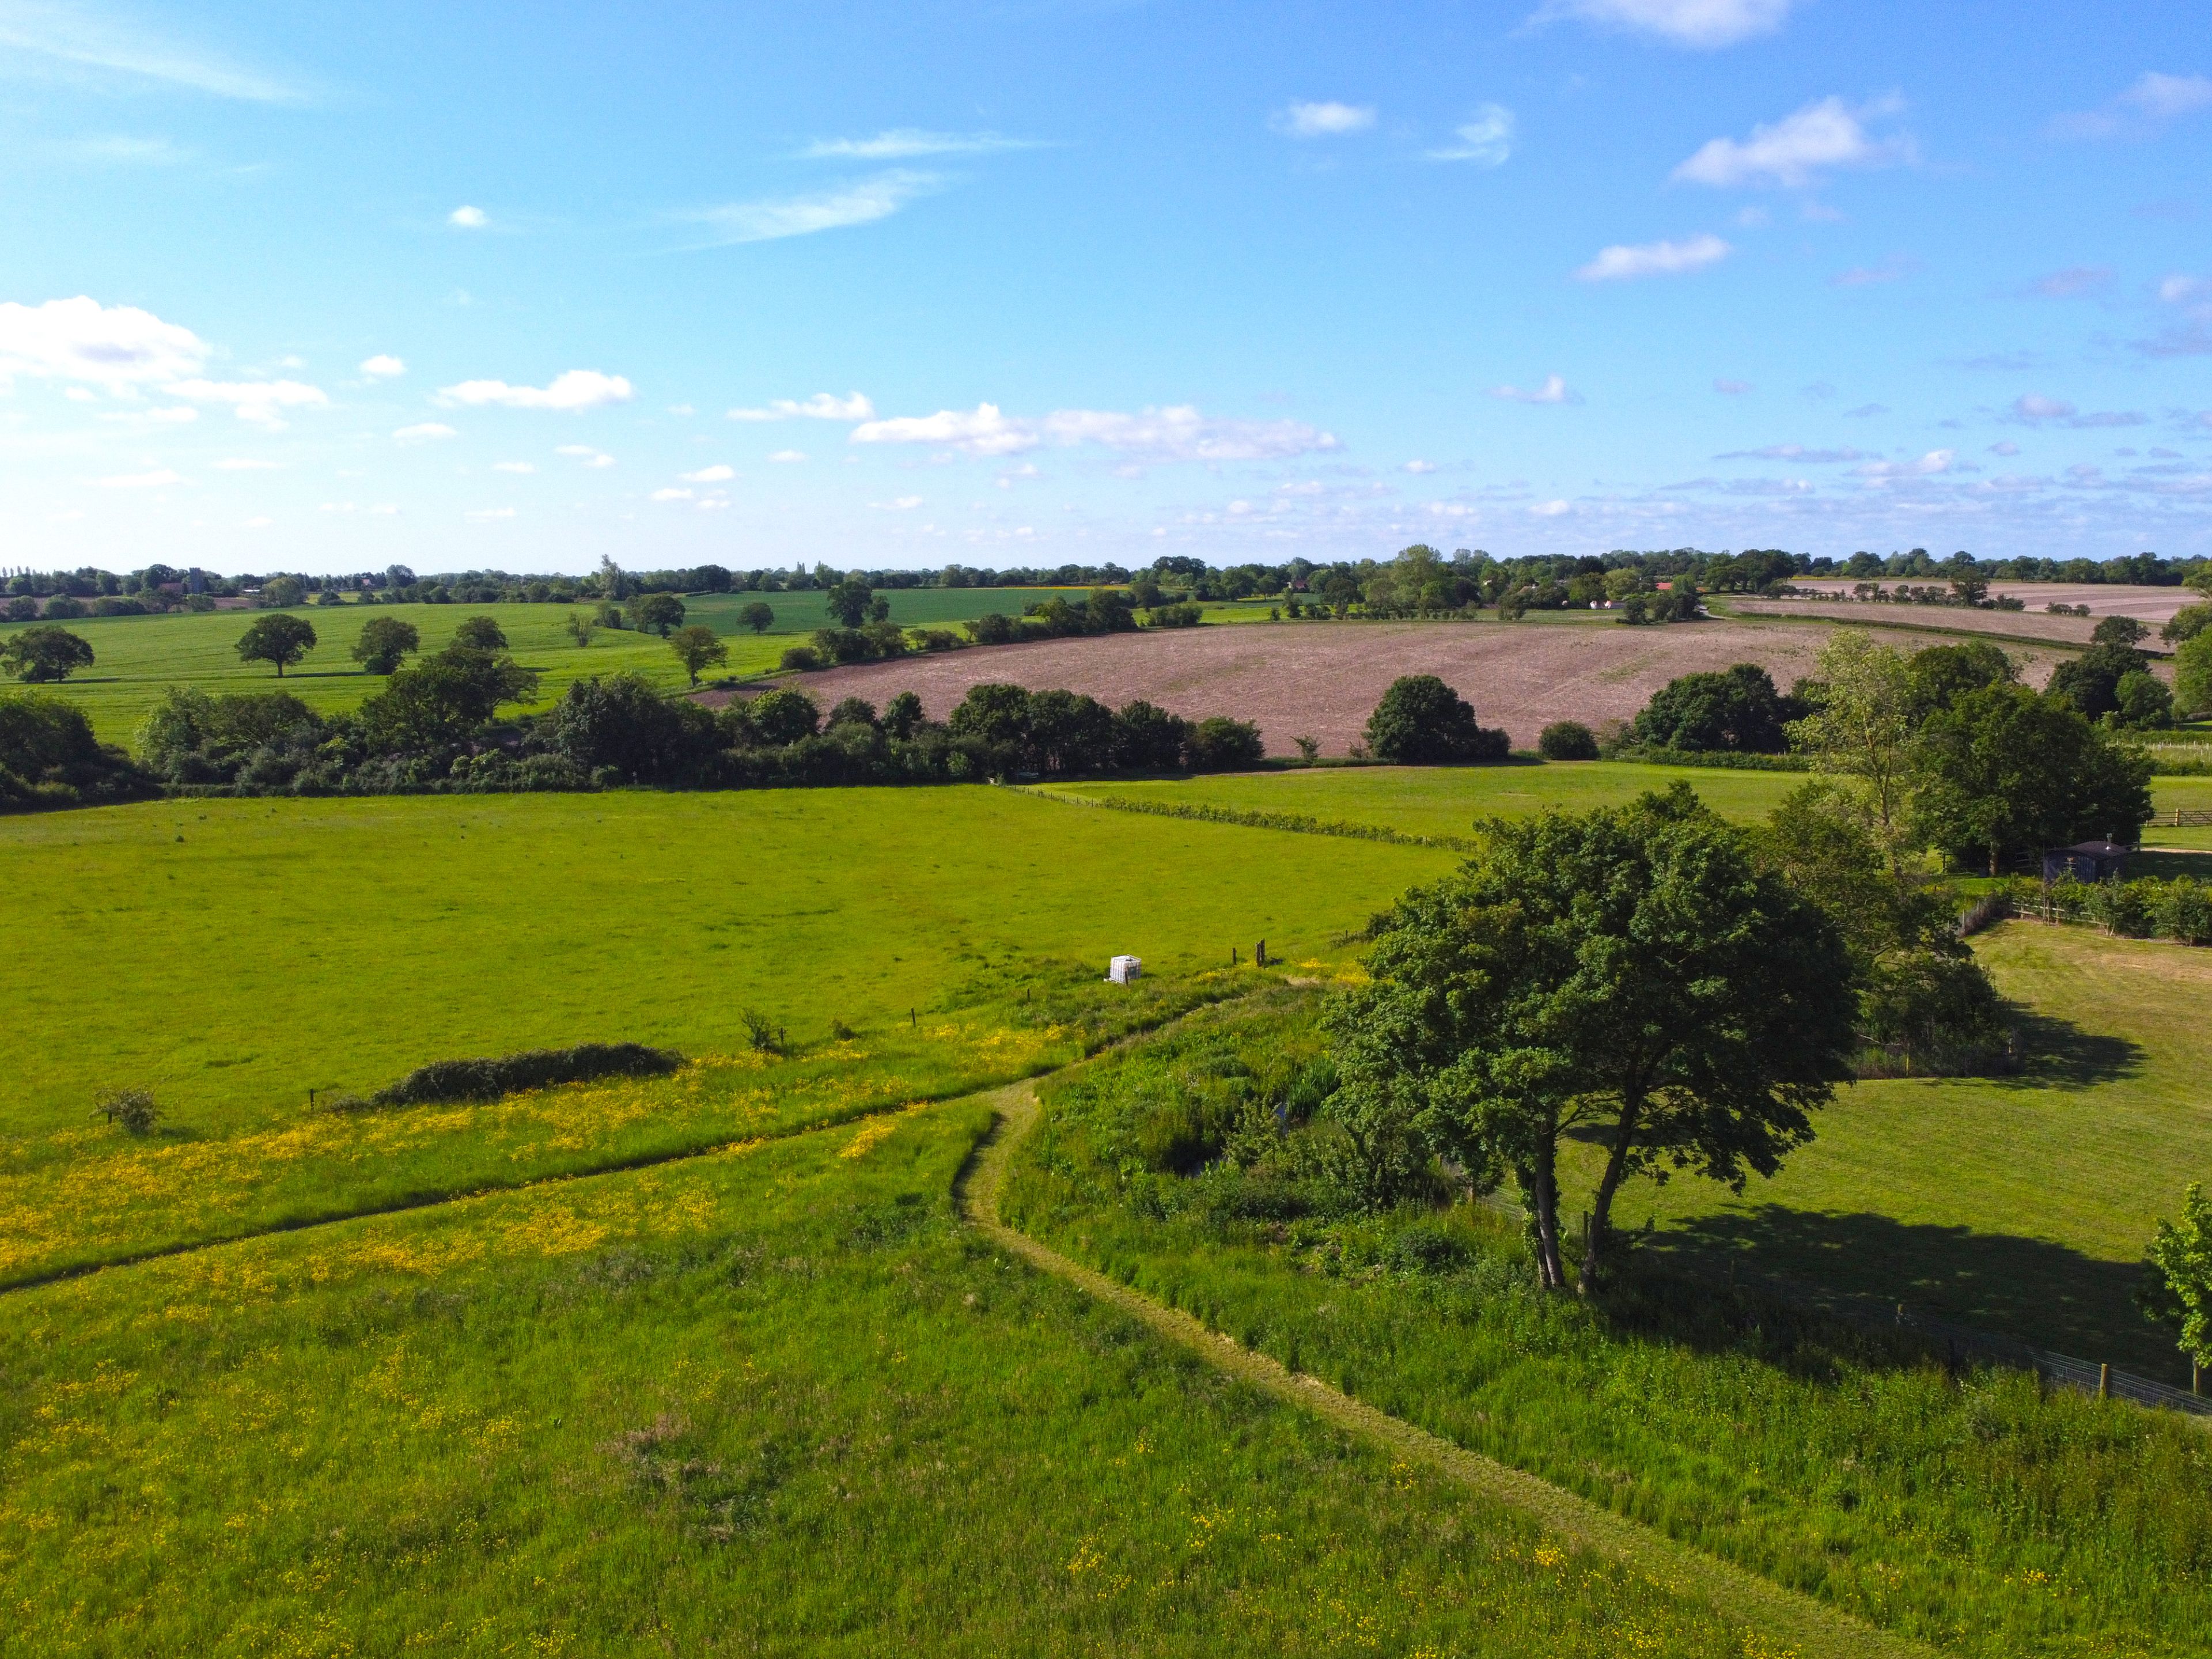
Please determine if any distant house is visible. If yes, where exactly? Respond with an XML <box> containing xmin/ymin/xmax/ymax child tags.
<box><xmin>2043</xmin><ymin>840</ymin><xmax>2130</xmax><ymax>882</ymax></box>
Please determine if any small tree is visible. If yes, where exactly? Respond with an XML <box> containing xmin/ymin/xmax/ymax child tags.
<box><xmin>453</xmin><ymin>615</ymin><xmax>509</xmax><ymax>652</ymax></box>
<box><xmin>1787</xmin><ymin>630</ymin><xmax>1916</xmax><ymax>862</ymax></box>
<box><xmin>565</xmin><ymin>612</ymin><xmax>596</xmax><ymax>649</ymax></box>
<box><xmin>823</xmin><ymin>580</ymin><xmax>874</xmax><ymax>629</ymax></box>
<box><xmin>1537</xmin><ymin>721</ymin><xmax>1599</xmax><ymax>760</ymax></box>
<box><xmin>1365</xmin><ymin>675</ymin><xmax>1509</xmax><ymax>763</ymax></box>
<box><xmin>257</xmin><ymin>575</ymin><xmax>305</xmax><ymax>608</ymax></box>
<box><xmin>633</xmin><ymin>594</ymin><xmax>685</xmax><ymax>637</ymax></box>
<box><xmin>1325</xmin><ymin>786</ymin><xmax>1855</xmax><ymax>1290</ymax></box>
<box><xmin>0</xmin><ymin>625</ymin><xmax>96</xmax><ymax>684</ymax></box>
<box><xmin>94</xmin><ymin>1088</ymin><xmax>161</xmax><ymax>1135</ymax></box>
<box><xmin>2140</xmin><ymin>1184</ymin><xmax>2212</xmax><ymax>1389</ymax></box>
<box><xmin>668</xmin><ymin>624</ymin><xmax>728</xmax><ymax>687</ymax></box>
<box><xmin>236</xmin><ymin>613</ymin><xmax>317</xmax><ymax>677</ymax></box>
<box><xmin>351</xmin><ymin>616</ymin><xmax>421</xmax><ymax>675</ymax></box>
<box><xmin>738</xmin><ymin>601</ymin><xmax>775</xmax><ymax>634</ymax></box>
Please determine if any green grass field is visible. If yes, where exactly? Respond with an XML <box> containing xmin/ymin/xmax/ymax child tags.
<box><xmin>0</xmin><ymin>588</ymin><xmax>1089</xmax><ymax>746</ymax></box>
<box><xmin>2</xmin><ymin>1087</ymin><xmax>1762</xmax><ymax>1657</ymax></box>
<box><xmin>1003</xmin><ymin>993</ymin><xmax>2212</xmax><ymax>1659</ymax></box>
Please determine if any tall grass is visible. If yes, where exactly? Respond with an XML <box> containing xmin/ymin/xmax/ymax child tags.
<box><xmin>1001</xmin><ymin>993</ymin><xmax>2212</xmax><ymax>1658</ymax></box>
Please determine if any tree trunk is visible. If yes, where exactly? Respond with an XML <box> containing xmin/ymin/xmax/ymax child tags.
<box><xmin>1581</xmin><ymin>1101</ymin><xmax>1641</xmax><ymax>1291</ymax></box>
<box><xmin>1525</xmin><ymin>1140</ymin><xmax>1566</xmax><ymax>1291</ymax></box>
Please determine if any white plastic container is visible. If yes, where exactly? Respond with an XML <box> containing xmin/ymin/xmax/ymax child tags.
<box><xmin>1107</xmin><ymin>955</ymin><xmax>1142</xmax><ymax>984</ymax></box>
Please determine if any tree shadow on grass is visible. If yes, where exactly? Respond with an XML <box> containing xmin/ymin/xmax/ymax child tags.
<box><xmin>1633</xmin><ymin>1205</ymin><xmax>2180</xmax><ymax>1383</ymax></box>
<box><xmin>2003</xmin><ymin>1006</ymin><xmax>2143</xmax><ymax>1089</ymax></box>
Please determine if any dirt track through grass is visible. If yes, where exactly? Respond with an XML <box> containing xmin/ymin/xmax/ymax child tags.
<box><xmin>961</xmin><ymin>1081</ymin><xmax>1939</xmax><ymax>1659</ymax></box>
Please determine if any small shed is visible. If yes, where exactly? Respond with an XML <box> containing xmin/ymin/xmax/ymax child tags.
<box><xmin>2043</xmin><ymin>840</ymin><xmax>2130</xmax><ymax>883</ymax></box>
<box><xmin>1105</xmin><ymin>955</ymin><xmax>1142</xmax><ymax>985</ymax></box>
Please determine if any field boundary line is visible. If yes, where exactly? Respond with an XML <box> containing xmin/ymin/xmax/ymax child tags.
<box><xmin>960</xmin><ymin>1084</ymin><xmax>1938</xmax><ymax>1659</ymax></box>
<box><xmin>1009</xmin><ymin>783</ymin><xmax>1483</xmax><ymax>853</ymax></box>
<box><xmin>1714</xmin><ymin>601</ymin><xmax>2099</xmax><ymax>657</ymax></box>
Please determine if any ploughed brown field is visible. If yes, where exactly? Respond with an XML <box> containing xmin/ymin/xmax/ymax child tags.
<box><xmin>1760</xmin><ymin>581</ymin><xmax>2198</xmax><ymax>643</ymax></box>
<box><xmin>779</xmin><ymin>618</ymin><xmax>2071</xmax><ymax>756</ymax></box>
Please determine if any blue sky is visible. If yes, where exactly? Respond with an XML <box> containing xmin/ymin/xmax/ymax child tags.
<box><xmin>1</xmin><ymin>0</ymin><xmax>2207</xmax><ymax>575</ymax></box>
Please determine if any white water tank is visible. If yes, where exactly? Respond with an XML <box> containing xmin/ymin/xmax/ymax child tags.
<box><xmin>1106</xmin><ymin>955</ymin><xmax>1142</xmax><ymax>984</ymax></box>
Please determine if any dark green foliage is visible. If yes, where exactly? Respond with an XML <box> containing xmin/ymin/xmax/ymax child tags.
<box><xmin>1537</xmin><ymin>720</ymin><xmax>1599</xmax><ymax>760</ymax></box>
<box><xmin>1144</xmin><ymin>602</ymin><xmax>1204</xmax><ymax>628</ymax></box>
<box><xmin>2113</xmin><ymin>669</ymin><xmax>2173</xmax><ymax>730</ymax></box>
<box><xmin>742</xmin><ymin>688</ymin><xmax>821</xmax><ymax>747</ymax></box>
<box><xmin>1906</xmin><ymin>641</ymin><xmax>2018</xmax><ymax>718</ymax></box>
<box><xmin>1363</xmin><ymin>675</ymin><xmax>1509</xmax><ymax>764</ymax></box>
<box><xmin>631</xmin><ymin>593</ymin><xmax>686</xmax><ymax>637</ymax></box>
<box><xmin>2159</xmin><ymin>602</ymin><xmax>2212</xmax><ymax>647</ymax></box>
<box><xmin>0</xmin><ymin>691</ymin><xmax>155</xmax><ymax>810</ymax></box>
<box><xmin>358</xmin><ymin>646</ymin><xmax>540</xmax><ymax>752</ymax></box>
<box><xmin>351</xmin><ymin>616</ymin><xmax>421</xmax><ymax>674</ymax></box>
<box><xmin>371</xmin><ymin>1042</ymin><xmax>683</xmax><ymax>1107</ymax></box>
<box><xmin>822</xmin><ymin>579</ymin><xmax>876</xmax><ymax>629</ymax></box>
<box><xmin>1910</xmin><ymin>683</ymin><xmax>2152</xmax><ymax>873</ymax></box>
<box><xmin>737</xmin><ymin>601</ymin><xmax>775</xmax><ymax>634</ymax></box>
<box><xmin>234</xmin><ymin>613</ymin><xmax>317</xmax><ymax>677</ymax></box>
<box><xmin>1327</xmin><ymin>785</ymin><xmax>1855</xmax><ymax>1288</ymax></box>
<box><xmin>881</xmin><ymin>691</ymin><xmax>923</xmax><ymax>740</ymax></box>
<box><xmin>452</xmin><ymin>615</ymin><xmax>509</xmax><ymax>653</ymax></box>
<box><xmin>549</xmin><ymin>672</ymin><xmax>721</xmax><ymax>784</ymax></box>
<box><xmin>1115</xmin><ymin>700</ymin><xmax>1190</xmax><ymax>771</ymax></box>
<box><xmin>40</xmin><ymin>595</ymin><xmax>87</xmax><ymax>620</ymax></box>
<box><xmin>665</xmin><ymin>624</ymin><xmax>728</xmax><ymax>686</ymax></box>
<box><xmin>93</xmin><ymin>1088</ymin><xmax>161</xmax><ymax>1134</ymax></box>
<box><xmin>2048</xmin><ymin>643</ymin><xmax>2153</xmax><ymax>721</ymax></box>
<box><xmin>826</xmin><ymin>696</ymin><xmax>877</xmax><ymax>730</ymax></box>
<box><xmin>0</xmin><ymin>624</ymin><xmax>95</xmax><ymax>684</ymax></box>
<box><xmin>1184</xmin><ymin>715</ymin><xmax>1266</xmax><ymax>771</ymax></box>
<box><xmin>1630</xmin><ymin>663</ymin><xmax>1801</xmax><ymax>753</ymax></box>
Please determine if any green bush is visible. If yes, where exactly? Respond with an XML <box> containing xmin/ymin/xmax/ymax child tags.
<box><xmin>371</xmin><ymin>1043</ymin><xmax>683</xmax><ymax>1107</ymax></box>
<box><xmin>1537</xmin><ymin>720</ymin><xmax>1599</xmax><ymax>760</ymax></box>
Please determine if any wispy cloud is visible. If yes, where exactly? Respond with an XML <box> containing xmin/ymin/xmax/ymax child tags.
<box><xmin>1271</xmin><ymin>101</ymin><xmax>1376</xmax><ymax>138</ymax></box>
<box><xmin>2009</xmin><ymin>393</ymin><xmax>2147</xmax><ymax>428</ymax></box>
<box><xmin>47</xmin><ymin>134</ymin><xmax>190</xmax><ymax>165</ymax></box>
<box><xmin>1490</xmin><ymin>374</ymin><xmax>1580</xmax><ymax>404</ymax></box>
<box><xmin>850</xmin><ymin>402</ymin><xmax>1339</xmax><ymax>462</ymax></box>
<box><xmin>1534</xmin><ymin>0</ymin><xmax>1795</xmax><ymax>50</ymax></box>
<box><xmin>726</xmin><ymin>392</ymin><xmax>874</xmax><ymax>422</ymax></box>
<box><xmin>439</xmin><ymin>370</ymin><xmax>633</xmax><ymax>411</ymax></box>
<box><xmin>448</xmin><ymin>205</ymin><xmax>488</xmax><ymax>229</ymax></box>
<box><xmin>555</xmin><ymin>443</ymin><xmax>616</xmax><ymax>467</ymax></box>
<box><xmin>1715</xmin><ymin>444</ymin><xmax>1869</xmax><ymax>462</ymax></box>
<box><xmin>686</xmin><ymin>170</ymin><xmax>940</xmax><ymax>246</ymax></box>
<box><xmin>681</xmin><ymin>464</ymin><xmax>734</xmax><ymax>483</ymax></box>
<box><xmin>1833</xmin><ymin>255</ymin><xmax>1917</xmax><ymax>287</ymax></box>
<box><xmin>800</xmin><ymin>129</ymin><xmax>1040</xmax><ymax>160</ymax></box>
<box><xmin>166</xmin><ymin>377</ymin><xmax>328</xmax><ymax>426</ymax></box>
<box><xmin>394</xmin><ymin>422</ymin><xmax>457</xmax><ymax>443</ymax></box>
<box><xmin>1673</xmin><ymin>96</ymin><xmax>1910</xmax><ymax>188</ymax></box>
<box><xmin>1574</xmin><ymin>233</ymin><xmax>1729</xmax><ymax>281</ymax></box>
<box><xmin>1427</xmin><ymin>105</ymin><xmax>1514</xmax><ymax>165</ymax></box>
<box><xmin>1853</xmin><ymin>449</ymin><xmax>1954</xmax><ymax>481</ymax></box>
<box><xmin>0</xmin><ymin>1</ymin><xmax>301</xmax><ymax>100</ymax></box>
<box><xmin>2053</xmin><ymin>71</ymin><xmax>2212</xmax><ymax>138</ymax></box>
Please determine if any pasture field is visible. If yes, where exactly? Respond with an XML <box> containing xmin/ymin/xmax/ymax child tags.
<box><xmin>0</xmin><ymin>788</ymin><xmax>1450</xmax><ymax>1282</ymax></box>
<box><xmin>0</xmin><ymin>1088</ymin><xmax>1759</xmax><ymax>1657</ymax></box>
<box><xmin>1003</xmin><ymin>992</ymin><xmax>2212</xmax><ymax>1659</ymax></box>
<box><xmin>0</xmin><ymin>588</ymin><xmax>1088</xmax><ymax>745</ymax></box>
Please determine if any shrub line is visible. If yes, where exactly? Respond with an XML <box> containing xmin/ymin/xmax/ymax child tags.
<box><xmin>958</xmin><ymin>1082</ymin><xmax>1937</xmax><ymax>1659</ymax></box>
<box><xmin>1014</xmin><ymin>783</ymin><xmax>1484</xmax><ymax>853</ymax></box>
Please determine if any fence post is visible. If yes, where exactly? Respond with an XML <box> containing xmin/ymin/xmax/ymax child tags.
<box><xmin>2098</xmin><ymin>1362</ymin><xmax>2110</xmax><ymax>1400</ymax></box>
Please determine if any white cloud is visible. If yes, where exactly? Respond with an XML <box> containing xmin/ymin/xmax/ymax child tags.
<box><xmin>0</xmin><ymin>295</ymin><xmax>209</xmax><ymax>387</ymax></box>
<box><xmin>215</xmin><ymin>456</ymin><xmax>279</xmax><ymax>470</ymax></box>
<box><xmin>1714</xmin><ymin>377</ymin><xmax>1752</xmax><ymax>393</ymax></box>
<box><xmin>1490</xmin><ymin>373</ymin><xmax>1578</xmax><ymax>404</ymax></box>
<box><xmin>1537</xmin><ymin>0</ymin><xmax>1794</xmax><ymax>48</ymax></box>
<box><xmin>696</xmin><ymin>498</ymin><xmax>729</xmax><ymax>511</ymax></box>
<box><xmin>767</xmin><ymin>449</ymin><xmax>806</xmax><ymax>463</ymax></box>
<box><xmin>394</xmin><ymin>421</ymin><xmax>458</xmax><ymax>443</ymax></box>
<box><xmin>869</xmin><ymin>495</ymin><xmax>926</xmax><ymax>510</ymax></box>
<box><xmin>555</xmin><ymin>443</ymin><xmax>616</xmax><ymax>467</ymax></box>
<box><xmin>1989</xmin><ymin>441</ymin><xmax>2021</xmax><ymax>456</ymax></box>
<box><xmin>1714</xmin><ymin>444</ymin><xmax>1868</xmax><ymax>461</ymax></box>
<box><xmin>849</xmin><ymin>401</ymin><xmax>1339</xmax><ymax>462</ymax></box>
<box><xmin>1273</xmin><ymin>101</ymin><xmax>1376</xmax><ymax>138</ymax></box>
<box><xmin>0</xmin><ymin>4</ymin><xmax>300</xmax><ymax>100</ymax></box>
<box><xmin>801</xmin><ymin>130</ymin><xmax>1038</xmax><ymax>160</ymax></box>
<box><xmin>97</xmin><ymin>467</ymin><xmax>184</xmax><ymax>488</ymax></box>
<box><xmin>1672</xmin><ymin>97</ymin><xmax>1907</xmax><ymax>188</ymax></box>
<box><xmin>1403</xmin><ymin>459</ymin><xmax>1437</xmax><ymax>474</ymax></box>
<box><xmin>465</xmin><ymin>506</ymin><xmax>516</xmax><ymax>520</ymax></box>
<box><xmin>650</xmin><ymin>487</ymin><xmax>693</xmax><ymax>502</ymax></box>
<box><xmin>493</xmin><ymin>461</ymin><xmax>536</xmax><ymax>474</ymax></box>
<box><xmin>680</xmin><ymin>463</ymin><xmax>735</xmax><ymax>482</ymax></box>
<box><xmin>359</xmin><ymin>353</ymin><xmax>406</xmax><ymax>378</ymax></box>
<box><xmin>1575</xmin><ymin>234</ymin><xmax>1730</xmax><ymax>281</ymax></box>
<box><xmin>1529</xmin><ymin>498</ymin><xmax>1573</xmax><ymax>516</ymax></box>
<box><xmin>2120</xmin><ymin>72</ymin><xmax>2212</xmax><ymax>120</ymax></box>
<box><xmin>439</xmin><ymin>370</ymin><xmax>633</xmax><ymax>411</ymax></box>
<box><xmin>166</xmin><ymin>377</ymin><xmax>328</xmax><ymax>425</ymax></box>
<box><xmin>726</xmin><ymin>391</ymin><xmax>874</xmax><ymax>422</ymax></box>
<box><xmin>688</xmin><ymin>171</ymin><xmax>939</xmax><ymax>245</ymax></box>
<box><xmin>62</xmin><ymin>384</ymin><xmax>96</xmax><ymax>402</ymax></box>
<box><xmin>2009</xmin><ymin>393</ymin><xmax>2147</xmax><ymax>429</ymax></box>
<box><xmin>1429</xmin><ymin>105</ymin><xmax>1514</xmax><ymax>166</ymax></box>
<box><xmin>1853</xmin><ymin>449</ymin><xmax>1953</xmax><ymax>480</ymax></box>
<box><xmin>2158</xmin><ymin>274</ymin><xmax>2208</xmax><ymax>305</ymax></box>
<box><xmin>50</xmin><ymin>134</ymin><xmax>190</xmax><ymax>165</ymax></box>
<box><xmin>449</xmin><ymin>205</ymin><xmax>487</xmax><ymax>228</ymax></box>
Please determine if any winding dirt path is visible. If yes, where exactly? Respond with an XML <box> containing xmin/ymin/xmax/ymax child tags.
<box><xmin>959</xmin><ymin>1081</ymin><xmax>1936</xmax><ymax>1659</ymax></box>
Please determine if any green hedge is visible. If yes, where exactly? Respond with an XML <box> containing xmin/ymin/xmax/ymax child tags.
<box><xmin>1018</xmin><ymin>786</ymin><xmax>1481</xmax><ymax>853</ymax></box>
<box><xmin>369</xmin><ymin>1042</ymin><xmax>684</xmax><ymax>1107</ymax></box>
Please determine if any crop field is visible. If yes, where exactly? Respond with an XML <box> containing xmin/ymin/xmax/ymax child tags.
<box><xmin>3</xmin><ymin>1085</ymin><xmax>1765</xmax><ymax>1657</ymax></box>
<box><xmin>0</xmin><ymin>588</ymin><xmax>1087</xmax><ymax>745</ymax></box>
<box><xmin>798</xmin><ymin>616</ymin><xmax>2076</xmax><ymax>755</ymax></box>
<box><xmin>1002</xmin><ymin>991</ymin><xmax>2212</xmax><ymax>1659</ymax></box>
<box><xmin>1785</xmin><ymin>580</ymin><xmax>2200</xmax><ymax>627</ymax></box>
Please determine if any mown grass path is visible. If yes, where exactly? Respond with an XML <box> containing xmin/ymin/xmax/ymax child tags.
<box><xmin>962</xmin><ymin>1081</ymin><xmax>1941</xmax><ymax>1659</ymax></box>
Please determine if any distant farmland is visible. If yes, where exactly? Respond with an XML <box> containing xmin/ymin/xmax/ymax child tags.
<box><xmin>796</xmin><ymin>615</ymin><xmax>2074</xmax><ymax>755</ymax></box>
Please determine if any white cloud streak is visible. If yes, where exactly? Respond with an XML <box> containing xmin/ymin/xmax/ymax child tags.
<box><xmin>1574</xmin><ymin>233</ymin><xmax>1730</xmax><ymax>281</ymax></box>
<box><xmin>393</xmin><ymin>422</ymin><xmax>457</xmax><ymax>443</ymax></box>
<box><xmin>1428</xmin><ymin>105</ymin><xmax>1514</xmax><ymax>166</ymax></box>
<box><xmin>800</xmin><ymin>129</ymin><xmax>1039</xmax><ymax>159</ymax></box>
<box><xmin>359</xmin><ymin>353</ymin><xmax>406</xmax><ymax>378</ymax></box>
<box><xmin>438</xmin><ymin>370</ymin><xmax>633</xmax><ymax>411</ymax></box>
<box><xmin>1272</xmin><ymin>101</ymin><xmax>1376</xmax><ymax>137</ymax></box>
<box><xmin>2120</xmin><ymin>71</ymin><xmax>2212</xmax><ymax>120</ymax></box>
<box><xmin>0</xmin><ymin>1</ymin><xmax>300</xmax><ymax>100</ymax></box>
<box><xmin>1490</xmin><ymin>373</ymin><xmax>1579</xmax><ymax>404</ymax></box>
<box><xmin>726</xmin><ymin>392</ymin><xmax>874</xmax><ymax>422</ymax></box>
<box><xmin>1536</xmin><ymin>0</ymin><xmax>1795</xmax><ymax>49</ymax></box>
<box><xmin>166</xmin><ymin>377</ymin><xmax>328</xmax><ymax>426</ymax></box>
<box><xmin>687</xmin><ymin>171</ymin><xmax>939</xmax><ymax>245</ymax></box>
<box><xmin>448</xmin><ymin>205</ymin><xmax>487</xmax><ymax>228</ymax></box>
<box><xmin>1672</xmin><ymin>96</ymin><xmax>1907</xmax><ymax>188</ymax></box>
<box><xmin>849</xmin><ymin>403</ymin><xmax>1341</xmax><ymax>462</ymax></box>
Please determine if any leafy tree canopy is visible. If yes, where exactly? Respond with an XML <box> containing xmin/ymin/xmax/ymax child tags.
<box><xmin>235</xmin><ymin>613</ymin><xmax>317</xmax><ymax>677</ymax></box>
<box><xmin>351</xmin><ymin>616</ymin><xmax>421</xmax><ymax>675</ymax></box>
<box><xmin>0</xmin><ymin>625</ymin><xmax>95</xmax><ymax>684</ymax></box>
<box><xmin>1631</xmin><ymin>663</ymin><xmax>1798</xmax><ymax>753</ymax></box>
<box><xmin>1364</xmin><ymin>675</ymin><xmax>1509</xmax><ymax>764</ymax></box>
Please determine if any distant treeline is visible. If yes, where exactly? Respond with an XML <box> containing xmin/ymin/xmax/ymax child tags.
<box><xmin>5</xmin><ymin>542</ymin><xmax>2203</xmax><ymax>620</ymax></box>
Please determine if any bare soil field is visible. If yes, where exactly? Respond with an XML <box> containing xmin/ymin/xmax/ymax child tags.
<box><xmin>1732</xmin><ymin>598</ymin><xmax>2102</xmax><ymax>647</ymax></box>
<box><xmin>785</xmin><ymin>619</ymin><xmax>2072</xmax><ymax>756</ymax></box>
<box><xmin>1777</xmin><ymin>581</ymin><xmax>2198</xmax><ymax>631</ymax></box>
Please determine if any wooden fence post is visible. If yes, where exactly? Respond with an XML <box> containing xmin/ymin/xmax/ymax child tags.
<box><xmin>2097</xmin><ymin>1362</ymin><xmax>2111</xmax><ymax>1400</ymax></box>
